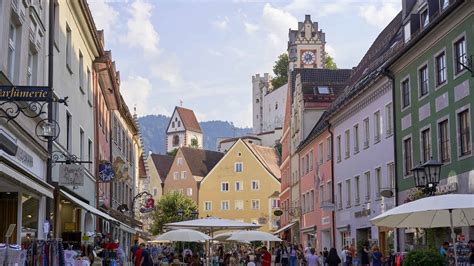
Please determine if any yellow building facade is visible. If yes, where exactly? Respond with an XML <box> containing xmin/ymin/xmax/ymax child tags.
<box><xmin>199</xmin><ymin>139</ymin><xmax>281</xmax><ymax>232</ymax></box>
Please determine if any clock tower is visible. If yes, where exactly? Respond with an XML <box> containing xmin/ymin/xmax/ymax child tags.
<box><xmin>288</xmin><ymin>15</ymin><xmax>326</xmax><ymax>69</ymax></box>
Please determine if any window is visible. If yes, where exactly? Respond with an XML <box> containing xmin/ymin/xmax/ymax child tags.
<box><xmin>439</xmin><ymin>119</ymin><xmax>450</xmax><ymax>162</ymax></box>
<box><xmin>88</xmin><ymin>139</ymin><xmax>92</xmax><ymax>172</ymax></box>
<box><xmin>302</xmin><ymin>194</ymin><xmax>306</xmax><ymax>213</ymax></box>
<box><xmin>344</xmin><ymin>180</ymin><xmax>350</xmax><ymax>208</ymax></box>
<box><xmin>7</xmin><ymin>23</ymin><xmax>18</xmax><ymax>81</ymax></box>
<box><xmin>221</xmin><ymin>182</ymin><xmax>229</xmax><ymax>192</ymax></box>
<box><xmin>327</xmin><ymin>181</ymin><xmax>333</xmax><ymax>202</ymax></box>
<box><xmin>375</xmin><ymin>167</ymin><xmax>382</xmax><ymax>200</ymax></box>
<box><xmin>221</xmin><ymin>201</ymin><xmax>229</xmax><ymax>210</ymax></box>
<box><xmin>309</xmin><ymin>151</ymin><xmax>313</xmax><ymax>171</ymax></box>
<box><xmin>66</xmin><ymin>112</ymin><xmax>72</xmax><ymax>152</ymax></box>
<box><xmin>318</xmin><ymin>143</ymin><xmax>323</xmax><ymax>164</ymax></box>
<box><xmin>235</xmin><ymin>181</ymin><xmax>242</xmax><ymax>191</ymax></box>
<box><xmin>420</xmin><ymin>8</ymin><xmax>429</xmax><ymax>28</ymax></box>
<box><xmin>318</xmin><ymin>86</ymin><xmax>330</xmax><ymax>94</ymax></box>
<box><xmin>387</xmin><ymin>162</ymin><xmax>395</xmax><ymax>190</ymax></box>
<box><xmin>53</xmin><ymin>2</ymin><xmax>59</xmax><ymax>45</ymax></box>
<box><xmin>271</xmin><ymin>199</ymin><xmax>280</xmax><ymax>208</ymax></box>
<box><xmin>310</xmin><ymin>190</ymin><xmax>314</xmax><ymax>211</ymax></box>
<box><xmin>27</xmin><ymin>51</ymin><xmax>37</xmax><ymax>85</ymax></box>
<box><xmin>178</xmin><ymin>121</ymin><xmax>181</xmax><ymax>127</ymax></box>
<box><xmin>172</xmin><ymin>121</ymin><xmax>175</xmax><ymax>128</ymax></box>
<box><xmin>66</xmin><ymin>24</ymin><xmax>72</xmax><ymax>70</ymax></box>
<box><xmin>79</xmin><ymin>51</ymin><xmax>84</xmax><ymax>92</ymax></box>
<box><xmin>87</xmin><ymin>68</ymin><xmax>92</xmax><ymax>105</ymax></box>
<box><xmin>205</xmin><ymin>201</ymin><xmax>212</xmax><ymax>211</ymax></box>
<box><xmin>345</xmin><ymin>130</ymin><xmax>350</xmax><ymax>158</ymax></box>
<box><xmin>177</xmin><ymin>157</ymin><xmax>182</xmax><ymax>165</ymax></box>
<box><xmin>385</xmin><ymin>103</ymin><xmax>393</xmax><ymax>136</ymax></box>
<box><xmin>421</xmin><ymin>128</ymin><xmax>431</xmax><ymax>162</ymax></box>
<box><xmin>187</xmin><ymin>188</ymin><xmax>192</xmax><ymax>196</ymax></box>
<box><xmin>403</xmin><ymin>137</ymin><xmax>413</xmax><ymax>176</ymax></box>
<box><xmin>458</xmin><ymin>109</ymin><xmax>471</xmax><ymax>156</ymax></box>
<box><xmin>173</xmin><ymin>171</ymin><xmax>179</xmax><ymax>180</ymax></box>
<box><xmin>355</xmin><ymin>176</ymin><xmax>360</xmax><ymax>205</ymax></box>
<box><xmin>337</xmin><ymin>183</ymin><xmax>342</xmax><ymax>210</ymax></box>
<box><xmin>374</xmin><ymin>111</ymin><xmax>381</xmax><ymax>142</ymax></box>
<box><xmin>365</xmin><ymin>171</ymin><xmax>371</xmax><ymax>201</ymax></box>
<box><xmin>441</xmin><ymin>0</ymin><xmax>449</xmax><ymax>9</ymax></box>
<box><xmin>401</xmin><ymin>79</ymin><xmax>410</xmax><ymax>108</ymax></box>
<box><xmin>363</xmin><ymin>118</ymin><xmax>370</xmax><ymax>148</ymax></box>
<box><xmin>79</xmin><ymin>129</ymin><xmax>84</xmax><ymax>160</ymax></box>
<box><xmin>172</xmin><ymin>135</ymin><xmax>179</xmax><ymax>146</ymax></box>
<box><xmin>436</xmin><ymin>51</ymin><xmax>447</xmax><ymax>86</ymax></box>
<box><xmin>251</xmin><ymin>180</ymin><xmax>260</xmax><ymax>190</ymax></box>
<box><xmin>454</xmin><ymin>37</ymin><xmax>466</xmax><ymax>74</ymax></box>
<box><xmin>336</xmin><ymin>135</ymin><xmax>341</xmax><ymax>162</ymax></box>
<box><xmin>354</xmin><ymin>124</ymin><xmax>360</xmax><ymax>153</ymax></box>
<box><xmin>235</xmin><ymin>162</ymin><xmax>243</xmax><ymax>172</ymax></box>
<box><xmin>319</xmin><ymin>184</ymin><xmax>324</xmax><ymax>203</ymax></box>
<box><xmin>419</xmin><ymin>65</ymin><xmax>429</xmax><ymax>97</ymax></box>
<box><xmin>404</xmin><ymin>21</ymin><xmax>411</xmax><ymax>43</ymax></box>
<box><xmin>235</xmin><ymin>200</ymin><xmax>244</xmax><ymax>210</ymax></box>
<box><xmin>251</xmin><ymin>199</ymin><xmax>260</xmax><ymax>210</ymax></box>
<box><xmin>181</xmin><ymin>171</ymin><xmax>186</xmax><ymax>179</ymax></box>
<box><xmin>326</xmin><ymin>137</ymin><xmax>331</xmax><ymax>161</ymax></box>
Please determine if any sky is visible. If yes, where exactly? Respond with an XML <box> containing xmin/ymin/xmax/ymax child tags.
<box><xmin>88</xmin><ymin>0</ymin><xmax>401</xmax><ymax>128</ymax></box>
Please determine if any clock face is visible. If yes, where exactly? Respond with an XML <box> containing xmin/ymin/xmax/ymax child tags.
<box><xmin>301</xmin><ymin>51</ymin><xmax>315</xmax><ymax>65</ymax></box>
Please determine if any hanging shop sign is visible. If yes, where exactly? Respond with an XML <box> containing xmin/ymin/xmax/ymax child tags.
<box><xmin>140</xmin><ymin>197</ymin><xmax>155</xmax><ymax>213</ymax></box>
<box><xmin>354</xmin><ymin>208</ymin><xmax>371</xmax><ymax>218</ymax></box>
<box><xmin>59</xmin><ymin>164</ymin><xmax>84</xmax><ymax>186</ymax></box>
<box><xmin>98</xmin><ymin>162</ymin><xmax>115</xmax><ymax>182</ymax></box>
<box><xmin>0</xmin><ymin>86</ymin><xmax>50</xmax><ymax>101</ymax></box>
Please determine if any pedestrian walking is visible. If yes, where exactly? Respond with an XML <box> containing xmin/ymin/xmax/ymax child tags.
<box><xmin>289</xmin><ymin>245</ymin><xmax>298</xmax><ymax>266</ymax></box>
<box><xmin>371</xmin><ymin>246</ymin><xmax>383</xmax><ymax>266</ymax></box>
<box><xmin>326</xmin><ymin>248</ymin><xmax>341</xmax><ymax>266</ymax></box>
<box><xmin>305</xmin><ymin>248</ymin><xmax>320</xmax><ymax>266</ymax></box>
<box><xmin>360</xmin><ymin>245</ymin><xmax>370</xmax><ymax>266</ymax></box>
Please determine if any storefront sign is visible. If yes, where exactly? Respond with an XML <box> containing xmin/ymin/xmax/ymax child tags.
<box><xmin>0</xmin><ymin>86</ymin><xmax>50</xmax><ymax>101</ymax></box>
<box><xmin>140</xmin><ymin>197</ymin><xmax>155</xmax><ymax>213</ymax></box>
<box><xmin>59</xmin><ymin>165</ymin><xmax>84</xmax><ymax>186</ymax></box>
<box><xmin>355</xmin><ymin>209</ymin><xmax>370</xmax><ymax>218</ymax></box>
<box><xmin>98</xmin><ymin>162</ymin><xmax>115</xmax><ymax>182</ymax></box>
<box><xmin>322</xmin><ymin>216</ymin><xmax>330</xmax><ymax>225</ymax></box>
<box><xmin>436</xmin><ymin>182</ymin><xmax>458</xmax><ymax>194</ymax></box>
<box><xmin>16</xmin><ymin>147</ymin><xmax>33</xmax><ymax>168</ymax></box>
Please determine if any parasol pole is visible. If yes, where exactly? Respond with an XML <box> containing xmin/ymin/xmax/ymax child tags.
<box><xmin>449</xmin><ymin>209</ymin><xmax>458</xmax><ymax>266</ymax></box>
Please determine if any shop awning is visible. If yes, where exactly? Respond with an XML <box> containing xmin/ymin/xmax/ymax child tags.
<box><xmin>60</xmin><ymin>190</ymin><xmax>118</xmax><ymax>223</ymax></box>
<box><xmin>119</xmin><ymin>223</ymin><xmax>137</xmax><ymax>234</ymax></box>
<box><xmin>0</xmin><ymin>162</ymin><xmax>54</xmax><ymax>198</ymax></box>
<box><xmin>273</xmin><ymin>222</ymin><xmax>296</xmax><ymax>235</ymax></box>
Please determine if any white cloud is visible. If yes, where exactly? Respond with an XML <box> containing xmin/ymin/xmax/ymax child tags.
<box><xmin>244</xmin><ymin>22</ymin><xmax>259</xmax><ymax>34</ymax></box>
<box><xmin>359</xmin><ymin>2</ymin><xmax>400</xmax><ymax>29</ymax></box>
<box><xmin>213</xmin><ymin>16</ymin><xmax>230</xmax><ymax>30</ymax></box>
<box><xmin>326</xmin><ymin>44</ymin><xmax>336</xmax><ymax>58</ymax></box>
<box><xmin>121</xmin><ymin>0</ymin><xmax>160</xmax><ymax>54</ymax></box>
<box><xmin>88</xmin><ymin>0</ymin><xmax>119</xmax><ymax>37</ymax></box>
<box><xmin>208</xmin><ymin>49</ymin><xmax>223</xmax><ymax>56</ymax></box>
<box><xmin>121</xmin><ymin>75</ymin><xmax>155</xmax><ymax>116</ymax></box>
<box><xmin>150</xmin><ymin>55</ymin><xmax>184</xmax><ymax>88</ymax></box>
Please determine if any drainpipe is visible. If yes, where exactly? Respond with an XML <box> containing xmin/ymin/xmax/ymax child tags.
<box><xmin>382</xmin><ymin>69</ymin><xmax>399</xmax><ymax>252</ymax></box>
<box><xmin>328</xmin><ymin>123</ymin><xmax>336</xmax><ymax>248</ymax></box>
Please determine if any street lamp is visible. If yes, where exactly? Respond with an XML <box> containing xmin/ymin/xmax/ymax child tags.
<box><xmin>412</xmin><ymin>158</ymin><xmax>443</xmax><ymax>196</ymax></box>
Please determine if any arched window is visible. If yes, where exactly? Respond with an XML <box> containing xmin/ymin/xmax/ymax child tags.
<box><xmin>172</xmin><ymin>135</ymin><xmax>179</xmax><ymax>146</ymax></box>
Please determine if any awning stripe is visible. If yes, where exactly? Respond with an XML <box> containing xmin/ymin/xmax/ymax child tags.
<box><xmin>60</xmin><ymin>190</ymin><xmax>118</xmax><ymax>223</ymax></box>
<box><xmin>273</xmin><ymin>222</ymin><xmax>296</xmax><ymax>235</ymax></box>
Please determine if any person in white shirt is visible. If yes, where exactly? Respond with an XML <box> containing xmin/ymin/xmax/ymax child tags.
<box><xmin>341</xmin><ymin>246</ymin><xmax>349</xmax><ymax>266</ymax></box>
<box><xmin>305</xmin><ymin>248</ymin><xmax>320</xmax><ymax>266</ymax></box>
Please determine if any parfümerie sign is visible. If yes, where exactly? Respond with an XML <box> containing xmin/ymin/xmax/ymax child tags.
<box><xmin>0</xmin><ymin>86</ymin><xmax>50</xmax><ymax>101</ymax></box>
<box><xmin>59</xmin><ymin>164</ymin><xmax>84</xmax><ymax>186</ymax></box>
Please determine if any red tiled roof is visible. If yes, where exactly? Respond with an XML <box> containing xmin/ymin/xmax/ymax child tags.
<box><xmin>181</xmin><ymin>147</ymin><xmax>224</xmax><ymax>177</ymax></box>
<box><xmin>150</xmin><ymin>154</ymin><xmax>174</xmax><ymax>182</ymax></box>
<box><xmin>244</xmin><ymin>142</ymin><xmax>281</xmax><ymax>179</ymax></box>
<box><xmin>176</xmin><ymin>107</ymin><xmax>202</xmax><ymax>133</ymax></box>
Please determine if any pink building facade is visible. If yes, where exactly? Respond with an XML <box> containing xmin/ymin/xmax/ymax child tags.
<box><xmin>298</xmin><ymin>122</ymin><xmax>334</xmax><ymax>251</ymax></box>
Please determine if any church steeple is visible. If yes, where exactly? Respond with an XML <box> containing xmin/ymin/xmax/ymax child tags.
<box><xmin>288</xmin><ymin>14</ymin><xmax>326</xmax><ymax>69</ymax></box>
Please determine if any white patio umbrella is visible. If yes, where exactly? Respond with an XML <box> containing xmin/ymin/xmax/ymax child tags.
<box><xmin>164</xmin><ymin>217</ymin><xmax>261</xmax><ymax>233</ymax></box>
<box><xmin>155</xmin><ymin>229</ymin><xmax>211</xmax><ymax>242</ymax></box>
<box><xmin>227</xmin><ymin>230</ymin><xmax>282</xmax><ymax>242</ymax></box>
<box><xmin>370</xmin><ymin>194</ymin><xmax>474</xmax><ymax>265</ymax></box>
<box><xmin>213</xmin><ymin>232</ymin><xmax>250</xmax><ymax>243</ymax></box>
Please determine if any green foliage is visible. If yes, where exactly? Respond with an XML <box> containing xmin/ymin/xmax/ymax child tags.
<box><xmin>271</xmin><ymin>53</ymin><xmax>289</xmax><ymax>89</ymax></box>
<box><xmin>324</xmin><ymin>55</ymin><xmax>337</xmax><ymax>70</ymax></box>
<box><xmin>167</xmin><ymin>148</ymin><xmax>178</xmax><ymax>156</ymax></box>
<box><xmin>150</xmin><ymin>191</ymin><xmax>198</xmax><ymax>235</ymax></box>
<box><xmin>356</xmin><ymin>240</ymin><xmax>369</xmax><ymax>253</ymax></box>
<box><xmin>190</xmin><ymin>138</ymin><xmax>199</xmax><ymax>148</ymax></box>
<box><xmin>404</xmin><ymin>249</ymin><xmax>446</xmax><ymax>266</ymax></box>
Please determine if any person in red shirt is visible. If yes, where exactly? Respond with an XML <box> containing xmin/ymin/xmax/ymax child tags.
<box><xmin>261</xmin><ymin>246</ymin><xmax>272</xmax><ymax>266</ymax></box>
<box><xmin>135</xmin><ymin>243</ymin><xmax>145</xmax><ymax>266</ymax></box>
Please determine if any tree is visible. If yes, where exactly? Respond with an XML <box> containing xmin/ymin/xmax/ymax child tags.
<box><xmin>150</xmin><ymin>191</ymin><xmax>198</xmax><ymax>235</ymax></box>
<box><xmin>271</xmin><ymin>53</ymin><xmax>289</xmax><ymax>89</ymax></box>
<box><xmin>190</xmin><ymin>138</ymin><xmax>199</xmax><ymax>148</ymax></box>
<box><xmin>324</xmin><ymin>55</ymin><xmax>337</xmax><ymax>70</ymax></box>
<box><xmin>167</xmin><ymin>148</ymin><xmax>178</xmax><ymax>156</ymax></box>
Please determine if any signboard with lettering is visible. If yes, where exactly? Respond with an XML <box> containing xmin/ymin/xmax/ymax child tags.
<box><xmin>355</xmin><ymin>209</ymin><xmax>371</xmax><ymax>218</ymax></box>
<box><xmin>0</xmin><ymin>86</ymin><xmax>50</xmax><ymax>101</ymax></box>
<box><xmin>59</xmin><ymin>164</ymin><xmax>84</xmax><ymax>186</ymax></box>
<box><xmin>98</xmin><ymin>162</ymin><xmax>115</xmax><ymax>182</ymax></box>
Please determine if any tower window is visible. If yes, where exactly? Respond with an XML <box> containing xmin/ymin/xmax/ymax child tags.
<box><xmin>172</xmin><ymin>135</ymin><xmax>179</xmax><ymax>146</ymax></box>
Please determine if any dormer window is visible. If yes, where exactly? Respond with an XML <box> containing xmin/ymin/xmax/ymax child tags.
<box><xmin>404</xmin><ymin>22</ymin><xmax>411</xmax><ymax>43</ymax></box>
<box><xmin>420</xmin><ymin>8</ymin><xmax>429</xmax><ymax>28</ymax></box>
<box><xmin>178</xmin><ymin>121</ymin><xmax>181</xmax><ymax>127</ymax></box>
<box><xmin>317</xmin><ymin>86</ymin><xmax>330</xmax><ymax>94</ymax></box>
<box><xmin>172</xmin><ymin>121</ymin><xmax>175</xmax><ymax>128</ymax></box>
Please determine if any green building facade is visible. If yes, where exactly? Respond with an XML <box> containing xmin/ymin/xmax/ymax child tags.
<box><xmin>388</xmin><ymin>0</ymin><xmax>473</xmax><ymax>248</ymax></box>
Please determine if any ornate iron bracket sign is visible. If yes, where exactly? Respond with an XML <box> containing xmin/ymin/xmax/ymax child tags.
<box><xmin>51</xmin><ymin>151</ymin><xmax>92</xmax><ymax>166</ymax></box>
<box><xmin>131</xmin><ymin>191</ymin><xmax>154</xmax><ymax>215</ymax></box>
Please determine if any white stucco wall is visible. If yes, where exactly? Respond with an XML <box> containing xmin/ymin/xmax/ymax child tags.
<box><xmin>262</xmin><ymin>84</ymin><xmax>287</xmax><ymax>132</ymax></box>
<box><xmin>331</xmin><ymin>78</ymin><xmax>395</xmax><ymax>252</ymax></box>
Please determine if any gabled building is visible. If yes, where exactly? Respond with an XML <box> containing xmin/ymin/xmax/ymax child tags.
<box><xmin>386</xmin><ymin>0</ymin><xmax>473</xmax><ymax>250</ymax></box>
<box><xmin>147</xmin><ymin>153</ymin><xmax>174</xmax><ymax>199</ymax></box>
<box><xmin>199</xmin><ymin>139</ymin><xmax>281</xmax><ymax>232</ymax></box>
<box><xmin>166</xmin><ymin>107</ymin><xmax>203</xmax><ymax>153</ymax></box>
<box><xmin>163</xmin><ymin>147</ymin><xmax>223</xmax><ymax>204</ymax></box>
